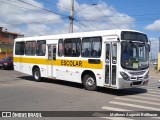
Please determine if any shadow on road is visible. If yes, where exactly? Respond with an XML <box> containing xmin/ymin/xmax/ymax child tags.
<box><xmin>18</xmin><ymin>76</ymin><xmax>84</xmax><ymax>89</ymax></box>
<box><xmin>18</xmin><ymin>76</ymin><xmax>147</xmax><ymax>96</ymax></box>
<box><xmin>97</xmin><ymin>87</ymin><xmax>147</xmax><ymax>96</ymax></box>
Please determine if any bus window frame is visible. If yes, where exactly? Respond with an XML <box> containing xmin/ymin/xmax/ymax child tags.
<box><xmin>63</xmin><ymin>38</ymin><xmax>81</xmax><ymax>57</ymax></box>
<box><xmin>58</xmin><ymin>39</ymin><xmax>64</xmax><ymax>57</ymax></box>
<box><xmin>36</xmin><ymin>40</ymin><xmax>46</xmax><ymax>56</ymax></box>
<box><xmin>15</xmin><ymin>41</ymin><xmax>25</xmax><ymax>55</ymax></box>
<box><xmin>82</xmin><ymin>36</ymin><xmax>102</xmax><ymax>58</ymax></box>
<box><xmin>25</xmin><ymin>41</ymin><xmax>37</xmax><ymax>56</ymax></box>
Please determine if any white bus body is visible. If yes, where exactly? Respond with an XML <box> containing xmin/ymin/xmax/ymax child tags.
<box><xmin>13</xmin><ymin>29</ymin><xmax>150</xmax><ymax>90</ymax></box>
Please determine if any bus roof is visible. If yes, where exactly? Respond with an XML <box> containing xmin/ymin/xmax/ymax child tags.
<box><xmin>15</xmin><ymin>29</ymin><xmax>145</xmax><ymax>41</ymax></box>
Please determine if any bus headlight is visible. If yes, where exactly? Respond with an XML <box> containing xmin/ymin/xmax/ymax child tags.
<box><xmin>144</xmin><ymin>71</ymin><xmax>149</xmax><ymax>79</ymax></box>
<box><xmin>120</xmin><ymin>72</ymin><xmax>130</xmax><ymax>81</ymax></box>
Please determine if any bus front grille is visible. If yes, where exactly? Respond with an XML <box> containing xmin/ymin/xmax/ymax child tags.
<box><xmin>132</xmin><ymin>81</ymin><xmax>142</xmax><ymax>85</ymax></box>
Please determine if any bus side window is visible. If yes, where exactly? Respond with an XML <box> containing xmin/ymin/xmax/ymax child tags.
<box><xmin>64</xmin><ymin>38</ymin><xmax>81</xmax><ymax>57</ymax></box>
<box><xmin>25</xmin><ymin>41</ymin><xmax>36</xmax><ymax>56</ymax></box>
<box><xmin>58</xmin><ymin>39</ymin><xmax>63</xmax><ymax>56</ymax></box>
<box><xmin>36</xmin><ymin>40</ymin><xmax>46</xmax><ymax>56</ymax></box>
<box><xmin>64</xmin><ymin>39</ymin><xmax>71</xmax><ymax>56</ymax></box>
<box><xmin>82</xmin><ymin>37</ymin><xmax>102</xmax><ymax>58</ymax></box>
<box><xmin>72</xmin><ymin>38</ymin><xmax>81</xmax><ymax>57</ymax></box>
<box><xmin>15</xmin><ymin>42</ymin><xmax>25</xmax><ymax>55</ymax></box>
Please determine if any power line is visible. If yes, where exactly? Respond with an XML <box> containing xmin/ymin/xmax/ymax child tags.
<box><xmin>0</xmin><ymin>0</ymin><xmax>35</xmax><ymax>11</ymax></box>
<box><xmin>37</xmin><ymin>0</ymin><xmax>160</xmax><ymax>30</ymax></box>
<box><xmin>74</xmin><ymin>19</ymin><xmax>95</xmax><ymax>31</ymax></box>
<box><xmin>39</xmin><ymin>0</ymin><xmax>71</xmax><ymax>11</ymax></box>
<box><xmin>0</xmin><ymin>0</ymin><xmax>65</xmax><ymax>20</ymax></box>
<box><xmin>2</xmin><ymin>0</ymin><xmax>160</xmax><ymax>32</ymax></box>
<box><xmin>38</xmin><ymin>0</ymin><xmax>100</xmax><ymax>31</ymax></box>
<box><xmin>0</xmin><ymin>0</ymin><xmax>68</xmax><ymax>25</ymax></box>
<box><xmin>7</xmin><ymin>0</ymin><xmax>160</xmax><ymax>21</ymax></box>
<box><xmin>89</xmin><ymin>0</ymin><xmax>119</xmax><ymax>28</ymax></box>
<box><xmin>1</xmin><ymin>16</ymin><xmax>68</xmax><ymax>26</ymax></box>
<box><xmin>16</xmin><ymin>0</ymin><xmax>67</xmax><ymax>17</ymax></box>
<box><xmin>74</xmin><ymin>20</ymin><xmax>87</xmax><ymax>32</ymax></box>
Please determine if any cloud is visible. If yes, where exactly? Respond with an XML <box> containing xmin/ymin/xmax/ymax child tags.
<box><xmin>57</xmin><ymin>0</ymin><xmax>135</xmax><ymax>30</ymax></box>
<box><xmin>0</xmin><ymin>0</ymin><xmax>136</xmax><ymax>36</ymax></box>
<box><xmin>145</xmin><ymin>20</ymin><xmax>160</xmax><ymax>31</ymax></box>
<box><xmin>0</xmin><ymin>0</ymin><xmax>63</xmax><ymax>36</ymax></box>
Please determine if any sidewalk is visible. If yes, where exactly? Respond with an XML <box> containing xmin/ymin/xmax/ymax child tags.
<box><xmin>149</xmin><ymin>66</ymin><xmax>160</xmax><ymax>79</ymax></box>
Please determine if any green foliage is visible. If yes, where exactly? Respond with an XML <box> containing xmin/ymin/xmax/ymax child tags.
<box><xmin>1</xmin><ymin>48</ymin><xmax>13</xmax><ymax>53</ymax></box>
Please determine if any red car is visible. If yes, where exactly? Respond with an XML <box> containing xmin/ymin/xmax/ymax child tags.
<box><xmin>0</xmin><ymin>57</ymin><xmax>13</xmax><ymax>70</ymax></box>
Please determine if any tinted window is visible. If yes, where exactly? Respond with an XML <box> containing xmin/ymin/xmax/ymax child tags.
<box><xmin>121</xmin><ymin>31</ymin><xmax>148</xmax><ymax>42</ymax></box>
<box><xmin>36</xmin><ymin>40</ymin><xmax>46</xmax><ymax>56</ymax></box>
<box><xmin>25</xmin><ymin>41</ymin><xmax>36</xmax><ymax>56</ymax></box>
<box><xmin>58</xmin><ymin>39</ymin><xmax>63</xmax><ymax>56</ymax></box>
<box><xmin>64</xmin><ymin>38</ymin><xmax>81</xmax><ymax>57</ymax></box>
<box><xmin>82</xmin><ymin>37</ymin><xmax>102</xmax><ymax>57</ymax></box>
<box><xmin>15</xmin><ymin>42</ymin><xmax>25</xmax><ymax>55</ymax></box>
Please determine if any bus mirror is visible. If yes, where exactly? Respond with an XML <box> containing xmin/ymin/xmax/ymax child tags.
<box><xmin>148</xmin><ymin>44</ymin><xmax>150</xmax><ymax>52</ymax></box>
<box><xmin>148</xmin><ymin>41</ymin><xmax>151</xmax><ymax>52</ymax></box>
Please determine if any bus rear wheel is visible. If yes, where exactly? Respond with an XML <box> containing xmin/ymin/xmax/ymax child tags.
<box><xmin>83</xmin><ymin>74</ymin><xmax>97</xmax><ymax>91</ymax></box>
<box><xmin>33</xmin><ymin>68</ymin><xmax>41</xmax><ymax>82</ymax></box>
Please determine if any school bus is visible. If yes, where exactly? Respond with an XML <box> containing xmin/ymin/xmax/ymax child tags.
<box><xmin>13</xmin><ymin>29</ymin><xmax>150</xmax><ymax>90</ymax></box>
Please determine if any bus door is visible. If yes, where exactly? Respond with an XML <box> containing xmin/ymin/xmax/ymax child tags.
<box><xmin>105</xmin><ymin>42</ymin><xmax>117</xmax><ymax>87</ymax></box>
<box><xmin>47</xmin><ymin>44</ymin><xmax>57</xmax><ymax>78</ymax></box>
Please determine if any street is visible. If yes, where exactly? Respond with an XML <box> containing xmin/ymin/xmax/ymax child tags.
<box><xmin>0</xmin><ymin>69</ymin><xmax>160</xmax><ymax>120</ymax></box>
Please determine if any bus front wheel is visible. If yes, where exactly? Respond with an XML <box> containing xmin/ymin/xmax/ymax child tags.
<box><xmin>33</xmin><ymin>68</ymin><xmax>41</xmax><ymax>82</ymax></box>
<box><xmin>83</xmin><ymin>74</ymin><xmax>97</xmax><ymax>91</ymax></box>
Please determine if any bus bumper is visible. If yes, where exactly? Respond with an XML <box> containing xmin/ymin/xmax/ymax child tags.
<box><xmin>118</xmin><ymin>78</ymin><xmax>149</xmax><ymax>89</ymax></box>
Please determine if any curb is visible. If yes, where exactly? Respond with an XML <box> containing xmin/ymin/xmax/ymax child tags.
<box><xmin>150</xmin><ymin>76</ymin><xmax>160</xmax><ymax>79</ymax></box>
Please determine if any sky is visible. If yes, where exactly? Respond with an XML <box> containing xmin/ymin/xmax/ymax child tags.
<box><xmin>0</xmin><ymin>0</ymin><xmax>160</xmax><ymax>58</ymax></box>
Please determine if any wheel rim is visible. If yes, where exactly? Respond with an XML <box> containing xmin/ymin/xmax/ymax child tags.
<box><xmin>34</xmin><ymin>71</ymin><xmax>39</xmax><ymax>80</ymax></box>
<box><xmin>86</xmin><ymin>77</ymin><xmax>95</xmax><ymax>87</ymax></box>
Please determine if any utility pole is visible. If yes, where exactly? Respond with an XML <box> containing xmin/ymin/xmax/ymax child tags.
<box><xmin>69</xmin><ymin>0</ymin><xmax>74</xmax><ymax>33</ymax></box>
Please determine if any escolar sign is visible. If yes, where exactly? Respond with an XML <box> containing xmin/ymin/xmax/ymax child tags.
<box><xmin>61</xmin><ymin>60</ymin><xmax>82</xmax><ymax>67</ymax></box>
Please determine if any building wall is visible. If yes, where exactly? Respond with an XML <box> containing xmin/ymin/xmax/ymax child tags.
<box><xmin>0</xmin><ymin>32</ymin><xmax>16</xmax><ymax>45</ymax></box>
<box><xmin>0</xmin><ymin>52</ymin><xmax>13</xmax><ymax>60</ymax></box>
<box><xmin>158</xmin><ymin>53</ymin><xmax>160</xmax><ymax>71</ymax></box>
<box><xmin>0</xmin><ymin>27</ymin><xmax>23</xmax><ymax>56</ymax></box>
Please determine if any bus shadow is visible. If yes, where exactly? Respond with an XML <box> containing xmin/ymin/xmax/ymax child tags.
<box><xmin>97</xmin><ymin>87</ymin><xmax>147</xmax><ymax>96</ymax></box>
<box><xmin>18</xmin><ymin>76</ymin><xmax>84</xmax><ymax>89</ymax></box>
<box><xmin>18</xmin><ymin>76</ymin><xmax>147</xmax><ymax>96</ymax></box>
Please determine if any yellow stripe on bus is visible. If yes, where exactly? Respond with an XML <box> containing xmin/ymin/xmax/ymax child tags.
<box><xmin>14</xmin><ymin>57</ymin><xmax>103</xmax><ymax>69</ymax></box>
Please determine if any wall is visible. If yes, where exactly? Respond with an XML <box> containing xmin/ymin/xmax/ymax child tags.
<box><xmin>0</xmin><ymin>52</ymin><xmax>13</xmax><ymax>60</ymax></box>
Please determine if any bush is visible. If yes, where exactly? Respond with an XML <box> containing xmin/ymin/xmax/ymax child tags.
<box><xmin>1</xmin><ymin>48</ymin><xmax>13</xmax><ymax>53</ymax></box>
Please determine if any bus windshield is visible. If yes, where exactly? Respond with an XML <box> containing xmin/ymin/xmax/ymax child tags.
<box><xmin>121</xmin><ymin>31</ymin><xmax>148</xmax><ymax>42</ymax></box>
<box><xmin>121</xmin><ymin>41</ymin><xmax>149</xmax><ymax>70</ymax></box>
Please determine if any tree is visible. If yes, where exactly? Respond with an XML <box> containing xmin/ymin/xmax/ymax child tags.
<box><xmin>2</xmin><ymin>48</ymin><xmax>13</xmax><ymax>57</ymax></box>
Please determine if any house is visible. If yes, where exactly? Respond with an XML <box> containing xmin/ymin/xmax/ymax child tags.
<box><xmin>0</xmin><ymin>27</ymin><xmax>23</xmax><ymax>46</ymax></box>
<box><xmin>0</xmin><ymin>27</ymin><xmax>24</xmax><ymax>59</ymax></box>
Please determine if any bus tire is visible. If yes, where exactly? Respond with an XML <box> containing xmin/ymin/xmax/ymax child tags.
<box><xmin>33</xmin><ymin>68</ymin><xmax>41</xmax><ymax>82</ymax></box>
<box><xmin>83</xmin><ymin>74</ymin><xmax>97</xmax><ymax>91</ymax></box>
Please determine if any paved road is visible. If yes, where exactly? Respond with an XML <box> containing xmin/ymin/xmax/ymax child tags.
<box><xmin>0</xmin><ymin>69</ymin><xmax>159</xmax><ymax>120</ymax></box>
